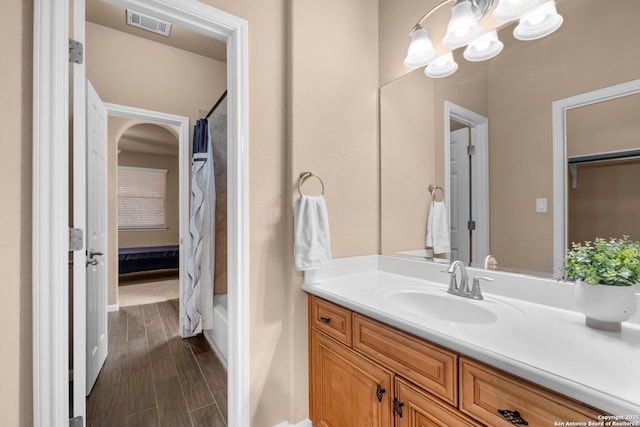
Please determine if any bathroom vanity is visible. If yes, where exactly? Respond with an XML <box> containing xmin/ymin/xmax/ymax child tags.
<box><xmin>303</xmin><ymin>256</ymin><xmax>640</xmax><ymax>426</ymax></box>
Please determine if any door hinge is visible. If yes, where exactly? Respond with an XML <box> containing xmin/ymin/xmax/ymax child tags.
<box><xmin>69</xmin><ymin>228</ymin><xmax>84</xmax><ymax>251</ymax></box>
<box><xmin>69</xmin><ymin>39</ymin><xmax>84</xmax><ymax>64</ymax></box>
<box><xmin>467</xmin><ymin>144</ymin><xmax>476</xmax><ymax>156</ymax></box>
<box><xmin>69</xmin><ymin>416</ymin><xmax>83</xmax><ymax>427</ymax></box>
<box><xmin>468</xmin><ymin>220</ymin><xmax>476</xmax><ymax>231</ymax></box>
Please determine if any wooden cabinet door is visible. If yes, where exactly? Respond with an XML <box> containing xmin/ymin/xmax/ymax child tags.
<box><xmin>311</xmin><ymin>330</ymin><xmax>393</xmax><ymax>427</ymax></box>
<box><xmin>395</xmin><ymin>377</ymin><xmax>482</xmax><ymax>427</ymax></box>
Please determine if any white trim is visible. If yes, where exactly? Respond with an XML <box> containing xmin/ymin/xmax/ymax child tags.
<box><xmin>71</xmin><ymin>0</ymin><xmax>87</xmax><ymax>420</ymax></box>
<box><xmin>106</xmin><ymin>304</ymin><xmax>120</xmax><ymax>313</ymax></box>
<box><xmin>273</xmin><ymin>420</ymin><xmax>313</xmax><ymax>427</ymax></box>
<box><xmin>117</xmin><ymin>165</ymin><xmax>168</xmax><ymax>173</ymax></box>
<box><xmin>118</xmin><ymin>226</ymin><xmax>170</xmax><ymax>231</ymax></box>
<box><xmin>552</xmin><ymin>78</ymin><xmax>640</xmax><ymax>272</ymax></box>
<box><xmin>444</xmin><ymin>101</ymin><xmax>490</xmax><ymax>267</ymax></box>
<box><xmin>33</xmin><ymin>0</ymin><xmax>70</xmax><ymax>425</ymax></box>
<box><xmin>203</xmin><ymin>329</ymin><xmax>228</xmax><ymax>370</ymax></box>
<box><xmin>33</xmin><ymin>1</ymin><xmax>250</xmax><ymax>426</ymax></box>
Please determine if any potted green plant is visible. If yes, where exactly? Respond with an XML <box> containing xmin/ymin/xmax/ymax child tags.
<box><xmin>561</xmin><ymin>237</ymin><xmax>639</xmax><ymax>331</ymax></box>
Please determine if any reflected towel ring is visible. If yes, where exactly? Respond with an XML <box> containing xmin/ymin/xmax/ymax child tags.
<box><xmin>298</xmin><ymin>172</ymin><xmax>325</xmax><ymax>196</ymax></box>
<box><xmin>428</xmin><ymin>184</ymin><xmax>444</xmax><ymax>202</ymax></box>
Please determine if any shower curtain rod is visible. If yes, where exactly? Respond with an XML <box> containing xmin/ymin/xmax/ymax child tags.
<box><xmin>205</xmin><ymin>89</ymin><xmax>228</xmax><ymax>118</ymax></box>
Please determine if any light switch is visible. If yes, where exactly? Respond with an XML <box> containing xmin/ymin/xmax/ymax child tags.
<box><xmin>536</xmin><ymin>198</ymin><xmax>547</xmax><ymax>213</ymax></box>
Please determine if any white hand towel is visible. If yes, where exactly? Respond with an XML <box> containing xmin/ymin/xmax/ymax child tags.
<box><xmin>426</xmin><ymin>201</ymin><xmax>450</xmax><ymax>254</ymax></box>
<box><xmin>294</xmin><ymin>195</ymin><xmax>332</xmax><ymax>271</ymax></box>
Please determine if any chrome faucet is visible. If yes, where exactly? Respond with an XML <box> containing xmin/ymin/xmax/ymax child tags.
<box><xmin>445</xmin><ymin>260</ymin><xmax>493</xmax><ymax>300</ymax></box>
<box><xmin>446</xmin><ymin>260</ymin><xmax>468</xmax><ymax>295</ymax></box>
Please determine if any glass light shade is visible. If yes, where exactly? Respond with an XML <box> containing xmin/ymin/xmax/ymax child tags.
<box><xmin>513</xmin><ymin>1</ymin><xmax>563</xmax><ymax>40</ymax></box>
<box><xmin>464</xmin><ymin>30</ymin><xmax>504</xmax><ymax>62</ymax></box>
<box><xmin>425</xmin><ymin>52</ymin><xmax>458</xmax><ymax>78</ymax></box>
<box><xmin>403</xmin><ymin>28</ymin><xmax>437</xmax><ymax>68</ymax></box>
<box><xmin>493</xmin><ymin>0</ymin><xmax>546</xmax><ymax>21</ymax></box>
<box><xmin>442</xmin><ymin>1</ymin><xmax>483</xmax><ymax>49</ymax></box>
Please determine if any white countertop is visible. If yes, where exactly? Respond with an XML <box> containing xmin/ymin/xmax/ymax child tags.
<box><xmin>301</xmin><ymin>255</ymin><xmax>640</xmax><ymax>419</ymax></box>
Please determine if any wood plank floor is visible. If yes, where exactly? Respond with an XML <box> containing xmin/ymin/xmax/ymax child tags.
<box><xmin>87</xmin><ymin>299</ymin><xmax>227</xmax><ymax>427</ymax></box>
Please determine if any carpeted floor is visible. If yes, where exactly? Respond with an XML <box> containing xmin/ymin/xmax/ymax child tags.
<box><xmin>118</xmin><ymin>278</ymin><xmax>179</xmax><ymax>307</ymax></box>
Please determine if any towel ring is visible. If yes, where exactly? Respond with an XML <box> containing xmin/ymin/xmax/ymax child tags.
<box><xmin>298</xmin><ymin>172</ymin><xmax>325</xmax><ymax>196</ymax></box>
<box><xmin>428</xmin><ymin>185</ymin><xmax>444</xmax><ymax>202</ymax></box>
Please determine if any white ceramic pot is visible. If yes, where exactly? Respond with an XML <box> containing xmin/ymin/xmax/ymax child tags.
<box><xmin>574</xmin><ymin>280</ymin><xmax>638</xmax><ymax>331</ymax></box>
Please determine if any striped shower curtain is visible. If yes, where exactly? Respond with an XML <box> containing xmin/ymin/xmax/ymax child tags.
<box><xmin>185</xmin><ymin>118</ymin><xmax>216</xmax><ymax>335</ymax></box>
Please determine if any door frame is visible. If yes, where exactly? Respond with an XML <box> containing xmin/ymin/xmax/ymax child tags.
<box><xmin>32</xmin><ymin>0</ymin><xmax>249</xmax><ymax>425</ymax></box>
<box><xmin>103</xmin><ymin>103</ymin><xmax>190</xmax><ymax>334</ymax></box>
<box><xmin>444</xmin><ymin>101</ymin><xmax>490</xmax><ymax>267</ymax></box>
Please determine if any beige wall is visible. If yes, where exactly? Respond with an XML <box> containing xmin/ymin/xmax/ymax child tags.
<box><xmin>9</xmin><ymin>0</ymin><xmax>379</xmax><ymax>425</ymax></box>
<box><xmin>381</xmin><ymin>70</ymin><xmax>435</xmax><ymax>253</ymax></box>
<box><xmin>86</xmin><ymin>22</ymin><xmax>227</xmax><ymax>122</ymax></box>
<box><xmin>265</xmin><ymin>0</ymin><xmax>379</xmax><ymax>423</ymax></box>
<box><xmin>117</xmin><ymin>151</ymin><xmax>180</xmax><ymax>248</ymax></box>
<box><xmin>568</xmin><ymin>161</ymin><xmax>640</xmax><ymax>244</ymax></box>
<box><xmin>1</xmin><ymin>0</ymin><xmax>33</xmax><ymax>425</ymax></box>
<box><xmin>379</xmin><ymin>0</ymin><xmax>640</xmax><ymax>274</ymax></box>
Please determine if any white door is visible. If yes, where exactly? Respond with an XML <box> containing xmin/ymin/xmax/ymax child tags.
<box><xmin>449</xmin><ymin>127</ymin><xmax>471</xmax><ymax>264</ymax></box>
<box><xmin>85</xmin><ymin>81</ymin><xmax>109</xmax><ymax>393</ymax></box>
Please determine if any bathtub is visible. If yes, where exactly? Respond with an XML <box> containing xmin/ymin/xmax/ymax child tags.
<box><xmin>204</xmin><ymin>293</ymin><xmax>228</xmax><ymax>368</ymax></box>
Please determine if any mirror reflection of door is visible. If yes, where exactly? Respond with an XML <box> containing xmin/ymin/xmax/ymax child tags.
<box><xmin>566</xmin><ymin>93</ymin><xmax>640</xmax><ymax>245</ymax></box>
<box><xmin>449</xmin><ymin>125</ymin><xmax>471</xmax><ymax>264</ymax></box>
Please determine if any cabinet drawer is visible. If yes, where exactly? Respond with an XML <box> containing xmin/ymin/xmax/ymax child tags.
<box><xmin>460</xmin><ymin>358</ymin><xmax>602</xmax><ymax>426</ymax></box>
<box><xmin>309</xmin><ymin>296</ymin><xmax>352</xmax><ymax>346</ymax></box>
<box><xmin>395</xmin><ymin>377</ymin><xmax>482</xmax><ymax>427</ymax></box>
<box><xmin>353</xmin><ymin>314</ymin><xmax>458</xmax><ymax>405</ymax></box>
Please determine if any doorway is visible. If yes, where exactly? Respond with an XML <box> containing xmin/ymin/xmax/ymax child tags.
<box><xmin>104</xmin><ymin>105</ymin><xmax>189</xmax><ymax>314</ymax></box>
<box><xmin>444</xmin><ymin>101</ymin><xmax>490</xmax><ymax>268</ymax></box>
<box><xmin>31</xmin><ymin>0</ymin><xmax>249</xmax><ymax>426</ymax></box>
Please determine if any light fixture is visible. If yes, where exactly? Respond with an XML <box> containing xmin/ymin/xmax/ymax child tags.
<box><xmin>464</xmin><ymin>29</ymin><xmax>503</xmax><ymax>62</ymax></box>
<box><xmin>513</xmin><ymin>1</ymin><xmax>563</xmax><ymax>41</ymax></box>
<box><xmin>404</xmin><ymin>26</ymin><xmax>437</xmax><ymax>68</ymax></box>
<box><xmin>442</xmin><ymin>0</ymin><xmax>484</xmax><ymax>48</ymax></box>
<box><xmin>493</xmin><ymin>0</ymin><xmax>546</xmax><ymax>21</ymax></box>
<box><xmin>404</xmin><ymin>0</ymin><xmax>563</xmax><ymax>78</ymax></box>
<box><xmin>425</xmin><ymin>52</ymin><xmax>459</xmax><ymax>78</ymax></box>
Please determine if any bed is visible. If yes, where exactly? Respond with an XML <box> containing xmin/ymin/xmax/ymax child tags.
<box><xmin>118</xmin><ymin>245</ymin><xmax>179</xmax><ymax>274</ymax></box>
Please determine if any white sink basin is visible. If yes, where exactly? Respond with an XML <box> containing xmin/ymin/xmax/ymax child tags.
<box><xmin>376</xmin><ymin>285</ymin><xmax>524</xmax><ymax>325</ymax></box>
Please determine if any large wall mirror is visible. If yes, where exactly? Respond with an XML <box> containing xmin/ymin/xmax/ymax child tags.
<box><xmin>380</xmin><ymin>0</ymin><xmax>640</xmax><ymax>278</ymax></box>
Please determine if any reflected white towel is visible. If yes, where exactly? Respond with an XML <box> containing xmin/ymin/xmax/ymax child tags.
<box><xmin>294</xmin><ymin>195</ymin><xmax>332</xmax><ymax>271</ymax></box>
<box><xmin>426</xmin><ymin>201</ymin><xmax>450</xmax><ymax>254</ymax></box>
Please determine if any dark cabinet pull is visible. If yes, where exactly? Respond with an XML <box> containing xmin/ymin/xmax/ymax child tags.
<box><xmin>393</xmin><ymin>397</ymin><xmax>405</xmax><ymax>418</ymax></box>
<box><xmin>375</xmin><ymin>384</ymin><xmax>386</xmax><ymax>402</ymax></box>
<box><xmin>319</xmin><ymin>317</ymin><xmax>331</xmax><ymax>324</ymax></box>
<box><xmin>498</xmin><ymin>409</ymin><xmax>529</xmax><ymax>425</ymax></box>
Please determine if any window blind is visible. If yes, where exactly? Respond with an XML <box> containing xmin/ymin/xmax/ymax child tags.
<box><xmin>118</xmin><ymin>167</ymin><xmax>167</xmax><ymax>228</ymax></box>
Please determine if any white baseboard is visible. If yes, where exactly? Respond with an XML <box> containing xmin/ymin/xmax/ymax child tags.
<box><xmin>107</xmin><ymin>303</ymin><xmax>119</xmax><ymax>312</ymax></box>
<box><xmin>203</xmin><ymin>329</ymin><xmax>228</xmax><ymax>370</ymax></box>
<box><xmin>273</xmin><ymin>420</ymin><xmax>312</xmax><ymax>427</ymax></box>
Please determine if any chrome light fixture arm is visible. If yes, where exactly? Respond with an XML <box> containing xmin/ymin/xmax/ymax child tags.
<box><xmin>411</xmin><ymin>0</ymin><xmax>493</xmax><ymax>34</ymax></box>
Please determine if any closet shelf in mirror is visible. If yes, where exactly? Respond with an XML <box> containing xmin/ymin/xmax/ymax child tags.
<box><xmin>568</xmin><ymin>148</ymin><xmax>640</xmax><ymax>189</ymax></box>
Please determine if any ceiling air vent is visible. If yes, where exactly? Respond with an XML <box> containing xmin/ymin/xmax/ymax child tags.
<box><xmin>126</xmin><ymin>10</ymin><xmax>172</xmax><ymax>37</ymax></box>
